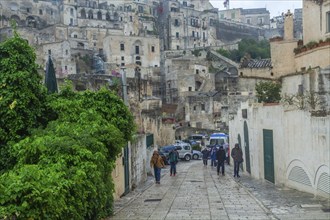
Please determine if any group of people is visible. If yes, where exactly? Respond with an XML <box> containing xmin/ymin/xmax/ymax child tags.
<box><xmin>150</xmin><ymin>143</ymin><xmax>244</xmax><ymax>184</ymax></box>
<box><xmin>201</xmin><ymin>143</ymin><xmax>243</xmax><ymax>177</ymax></box>
<box><xmin>150</xmin><ymin>148</ymin><xmax>178</xmax><ymax>184</ymax></box>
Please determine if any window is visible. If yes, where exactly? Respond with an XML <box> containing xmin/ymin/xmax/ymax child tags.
<box><xmin>188</xmin><ymin>87</ymin><xmax>192</xmax><ymax>91</ymax></box>
<box><xmin>247</xmin><ymin>18</ymin><xmax>251</xmax><ymax>24</ymax></box>
<box><xmin>177</xmin><ymin>45</ymin><xmax>180</xmax><ymax>50</ymax></box>
<box><xmin>135</xmin><ymin>46</ymin><xmax>140</xmax><ymax>54</ymax></box>
<box><xmin>93</xmin><ymin>34</ymin><xmax>97</xmax><ymax>40</ymax></box>
<box><xmin>175</xmin><ymin>32</ymin><xmax>179</xmax><ymax>38</ymax></box>
<box><xmin>138</xmin><ymin>6</ymin><xmax>143</xmax><ymax>13</ymax></box>
<box><xmin>27</xmin><ymin>8</ymin><xmax>30</xmax><ymax>13</ymax></box>
<box><xmin>121</xmin><ymin>63</ymin><xmax>125</xmax><ymax>66</ymax></box>
<box><xmin>70</xmin><ymin>8</ymin><xmax>74</xmax><ymax>16</ymax></box>
<box><xmin>258</xmin><ymin>17</ymin><xmax>263</xmax><ymax>25</ymax></box>
<box><xmin>65</xmin><ymin>50</ymin><xmax>68</xmax><ymax>55</ymax></box>
<box><xmin>39</xmin><ymin>9</ymin><xmax>43</xmax><ymax>15</ymax></box>
<box><xmin>175</xmin><ymin>19</ymin><xmax>179</xmax><ymax>26</ymax></box>
<box><xmin>192</xmin><ymin>31</ymin><xmax>195</xmax><ymax>37</ymax></box>
<box><xmin>151</xmin><ymin>46</ymin><xmax>155</xmax><ymax>52</ymax></box>
<box><xmin>130</xmin><ymin>16</ymin><xmax>133</xmax><ymax>22</ymax></box>
<box><xmin>327</xmin><ymin>11</ymin><xmax>330</xmax><ymax>33</ymax></box>
<box><xmin>120</xmin><ymin>43</ymin><xmax>124</xmax><ymax>51</ymax></box>
<box><xmin>48</xmin><ymin>50</ymin><xmax>51</xmax><ymax>55</ymax></box>
<box><xmin>183</xmin><ymin>1</ymin><xmax>187</xmax><ymax>6</ymax></box>
<box><xmin>201</xmin><ymin>103</ymin><xmax>205</xmax><ymax>111</ymax></box>
<box><xmin>184</xmin><ymin>145</ymin><xmax>190</xmax><ymax>150</ymax></box>
<box><xmin>74</xmin><ymin>34</ymin><xmax>77</xmax><ymax>38</ymax></box>
<box><xmin>196</xmin><ymin>69</ymin><xmax>199</xmax><ymax>74</ymax></box>
<box><xmin>65</xmin><ymin>66</ymin><xmax>68</xmax><ymax>70</ymax></box>
<box><xmin>121</xmin><ymin>56</ymin><xmax>124</xmax><ymax>61</ymax></box>
<box><xmin>193</xmin><ymin>106</ymin><xmax>196</xmax><ymax>110</ymax></box>
<box><xmin>70</xmin><ymin>18</ymin><xmax>73</xmax><ymax>25</ymax></box>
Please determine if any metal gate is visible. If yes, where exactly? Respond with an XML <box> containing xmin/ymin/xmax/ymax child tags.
<box><xmin>243</xmin><ymin>121</ymin><xmax>251</xmax><ymax>173</ymax></box>
<box><xmin>263</xmin><ymin>129</ymin><xmax>275</xmax><ymax>183</ymax></box>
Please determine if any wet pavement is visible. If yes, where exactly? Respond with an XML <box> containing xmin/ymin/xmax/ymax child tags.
<box><xmin>108</xmin><ymin>160</ymin><xmax>330</xmax><ymax>220</ymax></box>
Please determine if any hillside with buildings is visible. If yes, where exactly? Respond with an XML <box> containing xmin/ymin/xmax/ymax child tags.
<box><xmin>0</xmin><ymin>0</ymin><xmax>328</xmax><ymax>200</ymax></box>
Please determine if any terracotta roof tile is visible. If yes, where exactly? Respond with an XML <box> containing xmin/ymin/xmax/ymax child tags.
<box><xmin>240</xmin><ymin>58</ymin><xmax>272</xmax><ymax>68</ymax></box>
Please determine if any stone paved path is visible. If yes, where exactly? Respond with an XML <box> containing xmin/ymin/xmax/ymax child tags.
<box><xmin>109</xmin><ymin>160</ymin><xmax>330</xmax><ymax>220</ymax></box>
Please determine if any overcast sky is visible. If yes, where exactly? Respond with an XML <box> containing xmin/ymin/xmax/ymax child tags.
<box><xmin>210</xmin><ymin>0</ymin><xmax>303</xmax><ymax>17</ymax></box>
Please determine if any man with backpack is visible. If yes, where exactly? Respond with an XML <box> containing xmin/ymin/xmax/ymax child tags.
<box><xmin>169</xmin><ymin>149</ymin><xmax>178</xmax><ymax>176</ymax></box>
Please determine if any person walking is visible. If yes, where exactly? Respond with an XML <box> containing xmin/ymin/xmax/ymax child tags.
<box><xmin>210</xmin><ymin>146</ymin><xmax>217</xmax><ymax>168</ymax></box>
<box><xmin>231</xmin><ymin>143</ymin><xmax>243</xmax><ymax>178</ymax></box>
<box><xmin>150</xmin><ymin>150</ymin><xmax>165</xmax><ymax>184</ymax></box>
<box><xmin>168</xmin><ymin>149</ymin><xmax>178</xmax><ymax>176</ymax></box>
<box><xmin>201</xmin><ymin>147</ymin><xmax>209</xmax><ymax>166</ymax></box>
<box><xmin>216</xmin><ymin>145</ymin><xmax>226</xmax><ymax>176</ymax></box>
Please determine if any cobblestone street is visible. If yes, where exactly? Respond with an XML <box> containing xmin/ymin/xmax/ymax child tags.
<box><xmin>109</xmin><ymin>160</ymin><xmax>330</xmax><ymax>220</ymax></box>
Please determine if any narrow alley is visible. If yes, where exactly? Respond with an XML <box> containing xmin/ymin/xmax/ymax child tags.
<box><xmin>109</xmin><ymin>160</ymin><xmax>330</xmax><ymax>220</ymax></box>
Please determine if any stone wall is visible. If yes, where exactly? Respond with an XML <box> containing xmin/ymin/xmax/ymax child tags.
<box><xmin>130</xmin><ymin>135</ymin><xmax>148</xmax><ymax>189</ymax></box>
<box><xmin>229</xmin><ymin>102</ymin><xmax>330</xmax><ymax>198</ymax></box>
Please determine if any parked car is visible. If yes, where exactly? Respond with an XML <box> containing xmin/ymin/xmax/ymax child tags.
<box><xmin>192</xmin><ymin>150</ymin><xmax>203</xmax><ymax>160</ymax></box>
<box><xmin>174</xmin><ymin>142</ymin><xmax>192</xmax><ymax>161</ymax></box>
<box><xmin>159</xmin><ymin>145</ymin><xmax>176</xmax><ymax>164</ymax></box>
<box><xmin>159</xmin><ymin>143</ymin><xmax>192</xmax><ymax>161</ymax></box>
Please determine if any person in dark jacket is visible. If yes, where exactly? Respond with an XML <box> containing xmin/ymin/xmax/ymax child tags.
<box><xmin>216</xmin><ymin>145</ymin><xmax>226</xmax><ymax>175</ymax></box>
<box><xmin>201</xmin><ymin>147</ymin><xmax>209</xmax><ymax>166</ymax></box>
<box><xmin>210</xmin><ymin>146</ymin><xmax>217</xmax><ymax>167</ymax></box>
<box><xmin>168</xmin><ymin>149</ymin><xmax>178</xmax><ymax>176</ymax></box>
<box><xmin>231</xmin><ymin>143</ymin><xmax>243</xmax><ymax>178</ymax></box>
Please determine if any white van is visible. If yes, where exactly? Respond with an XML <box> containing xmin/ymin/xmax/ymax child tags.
<box><xmin>208</xmin><ymin>133</ymin><xmax>230</xmax><ymax>163</ymax></box>
<box><xmin>209</xmin><ymin>133</ymin><xmax>228</xmax><ymax>147</ymax></box>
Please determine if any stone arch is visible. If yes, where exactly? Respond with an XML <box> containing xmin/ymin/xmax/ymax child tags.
<box><xmin>97</xmin><ymin>11</ymin><xmax>102</xmax><ymax>20</ymax></box>
<box><xmin>126</xmin><ymin>5</ymin><xmax>132</xmax><ymax>12</ymax></box>
<box><xmin>106</xmin><ymin>12</ymin><xmax>110</xmax><ymax>21</ymax></box>
<box><xmin>26</xmin><ymin>16</ymin><xmax>37</xmax><ymax>28</ymax></box>
<box><xmin>88</xmin><ymin>10</ymin><xmax>93</xmax><ymax>19</ymax></box>
<box><xmin>80</xmin><ymin>8</ymin><xmax>86</xmax><ymax>19</ymax></box>
<box><xmin>195</xmin><ymin>80</ymin><xmax>202</xmax><ymax>91</ymax></box>
<box><xmin>10</xmin><ymin>15</ymin><xmax>21</xmax><ymax>26</ymax></box>
<box><xmin>315</xmin><ymin>165</ymin><xmax>330</xmax><ymax>194</ymax></box>
<box><xmin>287</xmin><ymin>159</ymin><xmax>313</xmax><ymax>187</ymax></box>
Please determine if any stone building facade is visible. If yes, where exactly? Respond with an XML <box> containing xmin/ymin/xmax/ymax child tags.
<box><xmin>218</xmin><ymin>8</ymin><xmax>271</xmax><ymax>29</ymax></box>
<box><xmin>229</xmin><ymin>0</ymin><xmax>330</xmax><ymax>198</ymax></box>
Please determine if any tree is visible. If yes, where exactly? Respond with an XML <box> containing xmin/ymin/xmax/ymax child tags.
<box><xmin>45</xmin><ymin>55</ymin><xmax>58</xmax><ymax>93</ymax></box>
<box><xmin>0</xmin><ymin>31</ymin><xmax>48</xmax><ymax>171</ymax></box>
<box><xmin>255</xmin><ymin>81</ymin><xmax>281</xmax><ymax>103</ymax></box>
<box><xmin>216</xmin><ymin>38</ymin><xmax>270</xmax><ymax>62</ymax></box>
<box><xmin>0</xmin><ymin>84</ymin><xmax>136</xmax><ymax>219</ymax></box>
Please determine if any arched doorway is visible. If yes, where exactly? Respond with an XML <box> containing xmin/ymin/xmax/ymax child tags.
<box><xmin>244</xmin><ymin>121</ymin><xmax>251</xmax><ymax>173</ymax></box>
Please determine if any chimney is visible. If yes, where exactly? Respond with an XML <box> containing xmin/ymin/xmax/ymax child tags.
<box><xmin>284</xmin><ymin>10</ymin><xmax>294</xmax><ymax>40</ymax></box>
